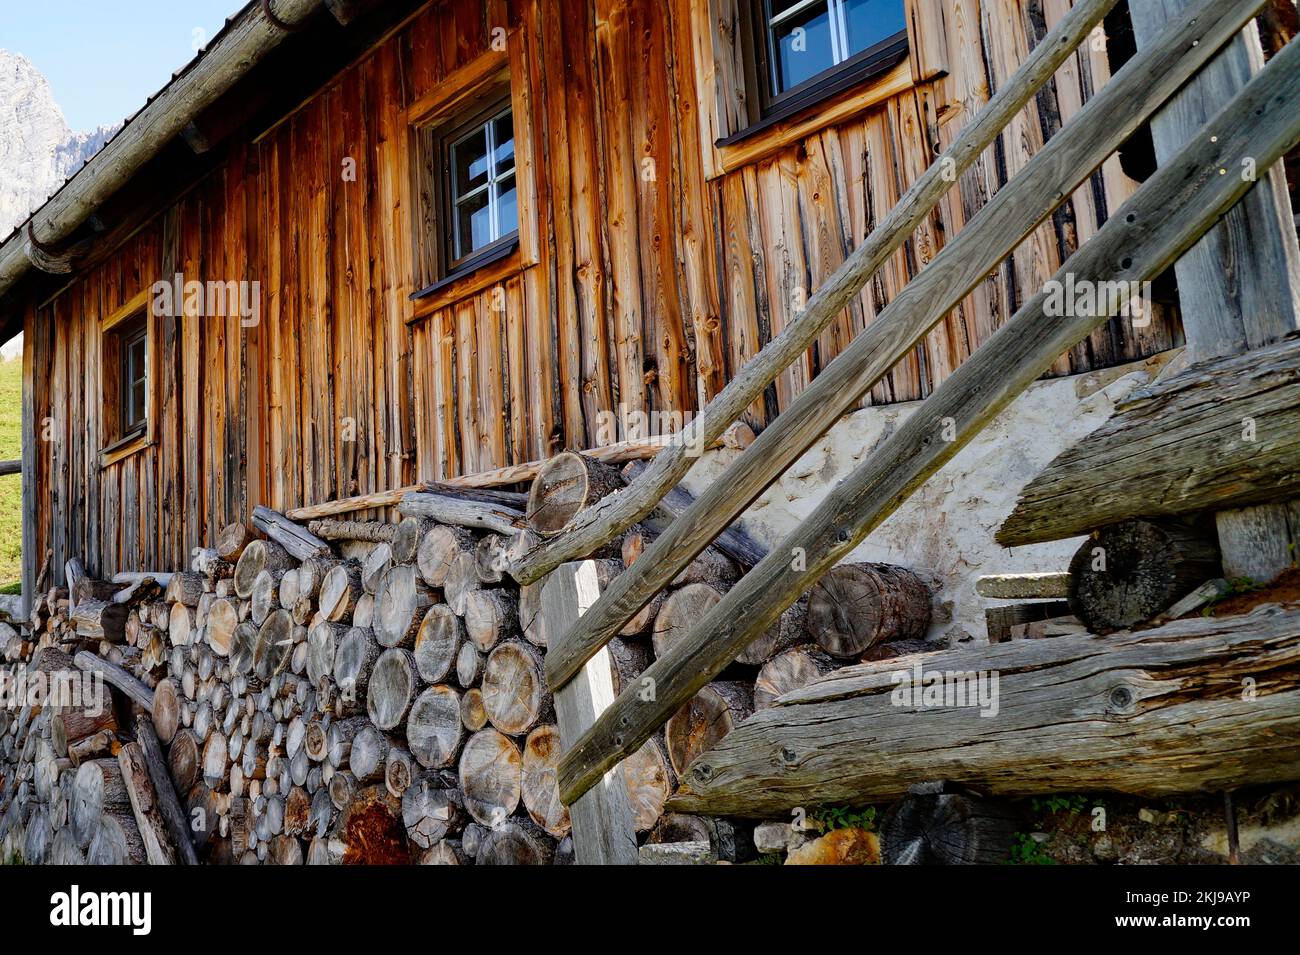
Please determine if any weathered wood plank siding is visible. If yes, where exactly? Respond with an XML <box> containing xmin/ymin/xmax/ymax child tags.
<box><xmin>20</xmin><ymin>0</ymin><xmax>1184</xmax><ymax>587</ymax></box>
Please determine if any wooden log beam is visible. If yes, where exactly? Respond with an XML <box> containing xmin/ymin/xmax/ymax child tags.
<box><xmin>397</xmin><ymin>493</ymin><xmax>526</xmax><ymax>536</ymax></box>
<box><xmin>1000</xmin><ymin>334</ymin><xmax>1300</xmax><ymax>546</ymax></box>
<box><xmin>283</xmin><ymin>434</ymin><xmax>715</xmax><ymax>522</ymax></box>
<box><xmin>554</xmin><ymin>36</ymin><xmax>1300</xmax><ymax>805</ymax></box>
<box><xmin>135</xmin><ymin>716</ymin><xmax>199</xmax><ymax>864</ymax></box>
<box><xmin>542</xmin><ymin>0</ymin><xmax>1272</xmax><ymax>692</ymax></box>
<box><xmin>74</xmin><ymin>650</ymin><xmax>155</xmax><ymax>712</ymax></box>
<box><xmin>118</xmin><ymin>741</ymin><xmax>180</xmax><ymax>864</ymax></box>
<box><xmin>667</xmin><ymin>608</ymin><xmax>1300</xmax><ymax>815</ymax></box>
<box><xmin>251</xmin><ymin>505</ymin><xmax>332</xmax><ymax>561</ymax></box>
<box><xmin>507</xmin><ymin>0</ymin><xmax>1124</xmax><ymax>588</ymax></box>
<box><xmin>1131</xmin><ymin>0</ymin><xmax>1300</xmax><ymax>586</ymax></box>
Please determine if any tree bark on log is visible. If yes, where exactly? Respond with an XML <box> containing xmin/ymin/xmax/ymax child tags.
<box><xmin>399</xmin><ymin>493</ymin><xmax>526</xmax><ymax>536</ymax></box>
<box><xmin>251</xmin><ymin>505</ymin><xmax>332</xmax><ymax>561</ymax></box>
<box><xmin>668</xmin><ymin>607</ymin><xmax>1300</xmax><ymax>816</ymax></box>
<box><xmin>1067</xmin><ymin>519</ymin><xmax>1221</xmax><ymax>632</ymax></box>
<box><xmin>118</xmin><ymin>740</ymin><xmax>181</xmax><ymax>864</ymax></box>
<box><xmin>70</xmin><ymin>599</ymin><xmax>128</xmax><ymax>642</ymax></box>
<box><xmin>806</xmin><ymin>563</ymin><xmax>931</xmax><ymax>659</ymax></box>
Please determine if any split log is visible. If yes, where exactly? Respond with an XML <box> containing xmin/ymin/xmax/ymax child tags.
<box><xmin>373</xmin><ymin>565</ymin><xmax>433</xmax><ymax>648</ymax></box>
<box><xmin>416</xmin><ymin>525</ymin><xmax>476</xmax><ymax>588</ymax></box>
<box><xmin>164</xmin><ymin>572</ymin><xmax>207</xmax><ymax>607</ymax></box>
<box><xmin>118</xmin><ymin>740</ymin><xmax>180</xmax><ymax>864</ymax></box>
<box><xmin>70</xmin><ymin>599</ymin><xmax>128</xmax><ymax>642</ymax></box>
<box><xmin>458</xmin><ymin>728</ymin><xmax>522</xmax><ymax>827</ymax></box>
<box><xmin>73</xmin><ymin>651</ymin><xmax>154</xmax><ymax>711</ymax></box>
<box><xmin>327</xmin><ymin>717</ymin><xmax>368</xmax><ymax>768</ymax></box>
<box><xmin>401</xmin><ymin>775</ymin><xmax>465</xmax><ymax>849</ymax></box>
<box><xmin>334</xmin><ymin>627</ymin><xmax>380</xmax><ymax>703</ymax></box>
<box><xmin>475</xmin><ymin>818</ymin><xmax>554</xmax><ymax>865</ymax></box>
<box><xmin>250</xmin><ymin>569</ymin><xmax>283</xmax><ymax>625</ymax></box>
<box><xmin>216</xmin><ymin>522</ymin><xmax>254</xmax><ymax>562</ymax></box>
<box><xmin>519</xmin><ymin>580</ymin><xmax>545</xmax><ymax>645</ymax></box>
<box><xmin>664</xmin><ymin>681</ymin><xmax>754</xmax><ymax>779</ymax></box>
<box><xmin>459</xmin><ymin>687</ymin><xmax>488</xmax><ymax>732</ymax></box>
<box><xmin>307</xmin><ymin>518</ymin><xmax>395</xmax><ymax>544</ymax></box>
<box><xmin>526</xmin><ymin>452</ymin><xmax>626</xmax><ymax>536</ymax></box>
<box><xmin>481</xmin><ymin>640</ymin><xmax>551</xmax><ymax>735</ymax></box>
<box><xmin>474</xmin><ymin>533</ymin><xmax>508</xmax><ymax>583</ymax></box>
<box><xmin>385</xmin><ymin>747</ymin><xmax>414</xmax><ymax>799</ymax></box>
<box><xmin>202</xmin><ymin>732</ymin><xmax>229</xmax><ymax>787</ymax></box>
<box><xmin>753</xmin><ymin>644</ymin><xmax>837</xmax><ymax>709</ymax></box>
<box><xmin>329</xmin><ymin>771</ymin><xmax>357</xmax><ymax>812</ymax></box>
<box><xmin>984</xmin><ymin>601</ymin><xmax>1073</xmax><ymax>643</ymax></box>
<box><xmin>399</xmin><ymin>492</ymin><xmax>526</xmax><ymax>536</ymax></box>
<box><xmin>71</xmin><ymin>758</ymin><xmax>130</xmax><ymax>848</ymax></box>
<box><xmin>881</xmin><ymin>788</ymin><xmax>1020</xmax><ymax>865</ymax></box>
<box><xmin>87</xmin><ymin>809</ymin><xmax>147</xmax><ymax>865</ymax></box>
<box><xmin>307</xmin><ymin>621</ymin><xmax>346</xmax><ymax>687</ymax></box>
<box><xmin>152</xmin><ymin>678</ymin><xmax>180</xmax><ymax>743</ymax></box>
<box><xmin>168</xmin><ymin>729</ymin><xmax>200</xmax><ymax>794</ymax></box>
<box><xmin>68</xmin><ymin>730</ymin><xmax>115</xmax><ymax>766</ymax></box>
<box><xmin>349</xmin><ymin>724</ymin><xmax>390</xmax><ymax>783</ymax></box>
<box><xmin>1067</xmin><ymin>519</ymin><xmax>1221</xmax><ymax>632</ymax></box>
<box><xmin>464</xmin><ymin>588</ymin><xmax>518</xmax><ymax>652</ymax></box>
<box><xmin>252</xmin><ymin>505</ymin><xmax>332</xmax><ymax>561</ymax></box>
<box><xmin>622</xmin><ymin>736</ymin><xmax>674</xmax><ymax>834</ymax></box>
<box><xmin>234</xmin><ymin>540</ymin><xmax>294</xmax><ymax>599</ymax></box>
<box><xmin>352</xmin><ymin>592</ymin><xmax>374</xmax><ymax>629</ymax></box>
<box><xmin>413</xmin><ymin>604</ymin><xmax>463</xmax><ymax>683</ymax></box>
<box><xmin>297</xmin><ymin>556</ymin><xmax>340</xmax><ymax>599</ymax></box>
<box><xmin>252</xmin><ymin>611</ymin><xmax>294</xmax><ymax>681</ymax></box>
<box><xmin>806</xmin><ymin>563</ymin><xmax>931</xmax><ymax>658</ymax></box>
<box><xmin>521</xmin><ymin>725</ymin><xmax>570</xmax><ymax>837</ymax></box>
<box><xmin>50</xmin><ymin>680</ymin><xmax>116</xmax><ymax>753</ymax></box>
<box><xmin>168</xmin><ymin>603</ymin><xmax>196</xmax><ymax>647</ymax></box>
<box><xmin>667</xmin><ymin>607</ymin><xmax>1300</xmax><ymax>816</ymax></box>
<box><xmin>391</xmin><ymin>517</ymin><xmax>432</xmax><ymax>564</ymax></box>
<box><xmin>406</xmin><ymin>685</ymin><xmax>464</xmax><ymax>769</ymax></box>
<box><xmin>651</xmin><ymin>583</ymin><xmax>721</xmax><ymax>658</ymax></box>
<box><xmin>362</xmin><ymin>543</ymin><xmax>394</xmax><ymax>595</ymax></box>
<box><xmin>206</xmin><ymin>598</ymin><xmax>238</xmax><ymax>656</ymax></box>
<box><xmin>319</xmin><ymin>563</ymin><xmax>363</xmax><ymax>622</ymax></box>
<box><xmin>442</xmin><ymin>552</ymin><xmax>480</xmax><ymax>616</ymax></box>
<box><xmin>366</xmin><ymin>649</ymin><xmax>419</xmax><ymax>730</ymax></box>
<box><xmin>975</xmin><ymin>572</ymin><xmax>1071</xmax><ymax>599</ymax></box>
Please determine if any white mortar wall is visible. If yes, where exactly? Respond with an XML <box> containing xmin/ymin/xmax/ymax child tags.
<box><xmin>678</xmin><ymin>353</ymin><xmax>1180</xmax><ymax>647</ymax></box>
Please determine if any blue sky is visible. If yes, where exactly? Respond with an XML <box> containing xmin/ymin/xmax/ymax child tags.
<box><xmin>2</xmin><ymin>0</ymin><xmax>246</xmax><ymax>132</ymax></box>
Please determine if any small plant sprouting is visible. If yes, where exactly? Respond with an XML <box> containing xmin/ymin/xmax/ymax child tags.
<box><xmin>808</xmin><ymin>804</ymin><xmax>878</xmax><ymax>833</ymax></box>
<box><xmin>1005</xmin><ymin>833</ymin><xmax>1056</xmax><ymax>865</ymax></box>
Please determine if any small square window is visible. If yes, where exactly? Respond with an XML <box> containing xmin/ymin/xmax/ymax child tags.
<box><xmin>442</xmin><ymin>101</ymin><xmax>519</xmax><ymax>273</ymax></box>
<box><xmin>750</xmin><ymin>0</ymin><xmax>907</xmax><ymax>109</ymax></box>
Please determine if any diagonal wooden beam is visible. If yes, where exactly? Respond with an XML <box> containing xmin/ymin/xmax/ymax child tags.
<box><xmin>556</xmin><ymin>33</ymin><xmax>1300</xmax><ymax>805</ymax></box>
<box><xmin>542</xmin><ymin>0</ymin><xmax>1271</xmax><ymax>692</ymax></box>
<box><xmin>508</xmin><ymin>0</ymin><xmax>1124</xmax><ymax>587</ymax></box>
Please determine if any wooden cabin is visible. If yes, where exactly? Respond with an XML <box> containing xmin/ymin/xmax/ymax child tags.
<box><xmin>0</xmin><ymin>0</ymin><xmax>1192</xmax><ymax>601</ymax></box>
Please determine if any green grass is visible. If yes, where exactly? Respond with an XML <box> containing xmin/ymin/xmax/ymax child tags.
<box><xmin>0</xmin><ymin>356</ymin><xmax>21</xmax><ymax>589</ymax></box>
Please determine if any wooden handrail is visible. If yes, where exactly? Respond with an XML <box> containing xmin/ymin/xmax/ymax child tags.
<box><xmin>542</xmin><ymin>0</ymin><xmax>1270</xmax><ymax>692</ymax></box>
<box><xmin>555</xmin><ymin>18</ymin><xmax>1300</xmax><ymax>805</ymax></box>
<box><xmin>508</xmin><ymin>0</ymin><xmax>1123</xmax><ymax>586</ymax></box>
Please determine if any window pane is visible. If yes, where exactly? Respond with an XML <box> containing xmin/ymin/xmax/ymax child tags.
<box><xmin>771</xmin><ymin>1</ymin><xmax>834</xmax><ymax>93</ymax></box>
<box><xmin>130</xmin><ymin>380</ymin><xmax>146</xmax><ymax>427</ymax></box>
<box><xmin>496</xmin><ymin>172</ymin><xmax>517</xmax><ymax>237</ymax></box>
<box><xmin>842</xmin><ymin>0</ymin><xmax>906</xmax><ymax>56</ymax></box>
<box><xmin>451</xmin><ymin>126</ymin><xmax>489</xmax><ymax>199</ymax></box>
<box><xmin>492</xmin><ymin>113</ymin><xmax>515</xmax><ymax>169</ymax></box>
<box><xmin>456</xmin><ymin>189</ymin><xmax>493</xmax><ymax>259</ymax></box>
<box><xmin>128</xmin><ymin>337</ymin><xmax>145</xmax><ymax>380</ymax></box>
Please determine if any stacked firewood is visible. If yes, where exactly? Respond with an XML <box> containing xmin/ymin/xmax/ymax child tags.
<box><xmin>1</xmin><ymin>457</ymin><xmax>935</xmax><ymax>865</ymax></box>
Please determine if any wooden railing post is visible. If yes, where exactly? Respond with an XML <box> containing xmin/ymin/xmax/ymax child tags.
<box><xmin>1131</xmin><ymin>0</ymin><xmax>1300</xmax><ymax>584</ymax></box>
<box><xmin>539</xmin><ymin>562</ymin><xmax>638</xmax><ymax>864</ymax></box>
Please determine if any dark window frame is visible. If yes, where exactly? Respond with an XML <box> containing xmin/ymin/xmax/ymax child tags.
<box><xmin>724</xmin><ymin>0</ymin><xmax>909</xmax><ymax>144</ymax></box>
<box><xmin>437</xmin><ymin>96</ymin><xmax>520</xmax><ymax>278</ymax></box>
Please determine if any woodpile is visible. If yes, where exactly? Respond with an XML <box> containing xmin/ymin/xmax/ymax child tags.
<box><xmin>2</xmin><ymin>462</ymin><xmax>936</xmax><ymax>865</ymax></box>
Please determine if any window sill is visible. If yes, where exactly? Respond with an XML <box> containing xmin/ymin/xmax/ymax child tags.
<box><xmin>99</xmin><ymin>430</ymin><xmax>150</xmax><ymax>469</ymax></box>
<box><xmin>712</xmin><ymin>43</ymin><xmax>913</xmax><ymax>178</ymax></box>
<box><xmin>409</xmin><ymin>240</ymin><xmax>522</xmax><ymax>321</ymax></box>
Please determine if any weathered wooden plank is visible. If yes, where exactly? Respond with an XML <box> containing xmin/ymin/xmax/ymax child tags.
<box><xmin>999</xmin><ymin>336</ymin><xmax>1300</xmax><ymax>546</ymax></box>
<box><xmin>539</xmin><ymin>562</ymin><xmax>638</xmax><ymax>865</ymax></box>
<box><xmin>667</xmin><ymin>607</ymin><xmax>1300</xmax><ymax>815</ymax></box>
<box><xmin>555</xmin><ymin>35</ymin><xmax>1300</xmax><ymax>804</ymax></box>
<box><xmin>541</xmin><ymin>0</ymin><xmax>1266</xmax><ymax>690</ymax></box>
